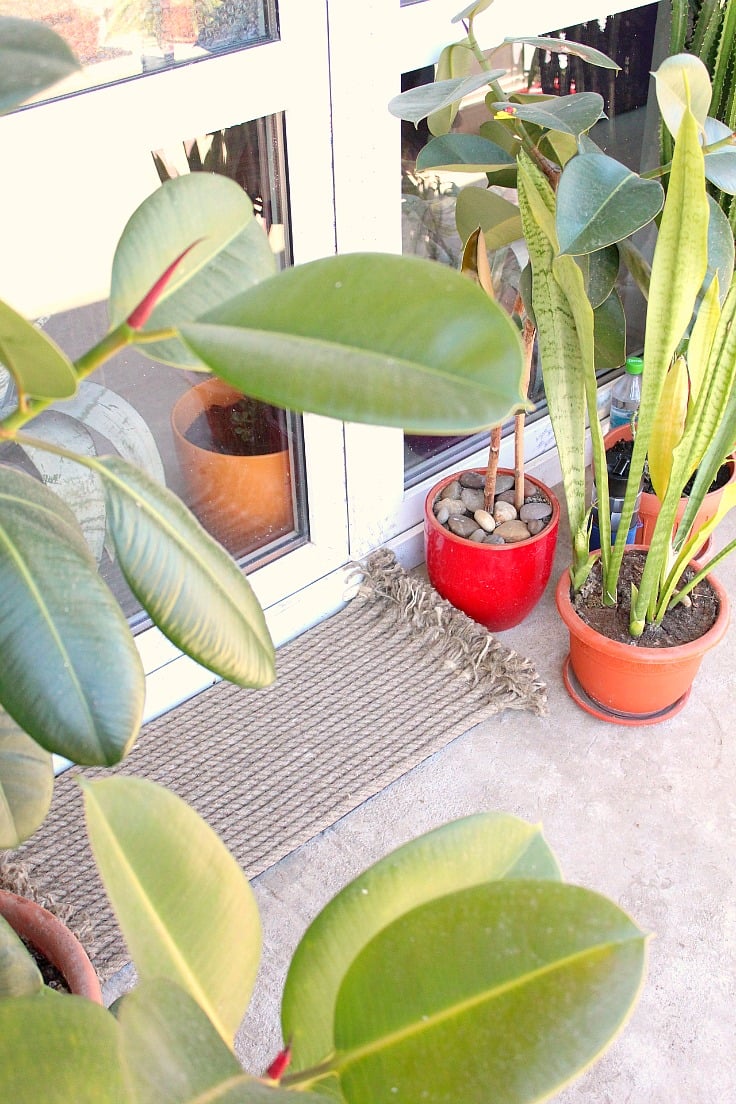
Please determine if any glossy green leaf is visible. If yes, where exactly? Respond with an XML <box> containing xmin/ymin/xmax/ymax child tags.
<box><xmin>0</xmin><ymin>467</ymin><xmax>144</xmax><ymax>765</ymax></box>
<box><xmin>0</xmin><ymin>707</ymin><xmax>53</xmax><ymax>848</ymax></box>
<box><xmin>110</xmin><ymin>175</ymin><xmax>275</xmax><ymax>366</ymax></box>
<box><xmin>593</xmin><ymin>290</ymin><xmax>626</xmax><ymax>369</ymax></box>
<box><xmin>94</xmin><ymin>458</ymin><xmax>274</xmax><ymax>690</ymax></box>
<box><xmin>489</xmin><ymin>92</ymin><xmax>605</xmax><ymax>137</ymax></box>
<box><xmin>703</xmin><ymin>117</ymin><xmax>736</xmax><ymax>195</ymax></box>
<box><xmin>0</xmin><ymin>914</ymin><xmax>43</xmax><ymax>997</ymax></box>
<box><xmin>575</xmin><ymin>245</ymin><xmax>620</xmax><ymax>308</ymax></box>
<box><xmin>455</xmin><ymin>187</ymin><xmax>523</xmax><ymax>250</ymax></box>
<box><xmin>0</xmin><ymin>16</ymin><xmax>80</xmax><ymax>114</ymax></box>
<box><xmin>333</xmin><ymin>881</ymin><xmax>647</xmax><ymax>1104</ymax></box>
<box><xmin>0</xmin><ymin>991</ymin><xmax>126</xmax><ymax>1102</ymax></box>
<box><xmin>416</xmin><ymin>134</ymin><xmax>515</xmax><ymax>173</ymax></box>
<box><xmin>180</xmin><ymin>254</ymin><xmax>525</xmax><ymax>434</ymax></box>
<box><xmin>427</xmin><ymin>40</ymin><xmax>474</xmax><ymax>136</ymax></box>
<box><xmin>556</xmin><ymin>153</ymin><xmax>664</xmax><ymax>255</ymax></box>
<box><xmin>388</xmin><ymin>72</ymin><xmax>506</xmax><ymax>127</ymax></box>
<box><xmin>705</xmin><ymin>194</ymin><xmax>735</xmax><ymax>304</ymax></box>
<box><xmin>84</xmin><ymin>777</ymin><xmax>262</xmax><ymax>1045</ymax></box>
<box><xmin>653</xmin><ymin>53</ymin><xmax>712</xmax><ymax>139</ymax></box>
<box><xmin>282</xmin><ymin>812</ymin><xmax>561</xmax><ymax>1072</ymax></box>
<box><xmin>503</xmin><ymin>35</ymin><xmax>620</xmax><ymax>71</ymax></box>
<box><xmin>0</xmin><ymin>299</ymin><xmax>77</xmax><ymax>400</ymax></box>
<box><xmin>540</xmin><ymin>129</ymin><xmax>580</xmax><ymax>168</ymax></box>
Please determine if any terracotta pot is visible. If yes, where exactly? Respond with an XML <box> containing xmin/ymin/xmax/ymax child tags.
<box><xmin>604</xmin><ymin>424</ymin><xmax>736</xmax><ymax>549</ymax></box>
<box><xmin>171</xmin><ymin>379</ymin><xmax>294</xmax><ymax>553</ymax></box>
<box><xmin>555</xmin><ymin>549</ymin><xmax>730</xmax><ymax>724</ymax></box>
<box><xmin>424</xmin><ymin>469</ymin><xmax>560</xmax><ymax>632</ymax></box>
<box><xmin>0</xmin><ymin>890</ymin><xmax>102</xmax><ymax>1002</ymax></box>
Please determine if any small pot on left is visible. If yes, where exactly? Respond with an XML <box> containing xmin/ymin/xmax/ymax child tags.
<box><xmin>0</xmin><ymin>890</ymin><xmax>102</xmax><ymax>1001</ymax></box>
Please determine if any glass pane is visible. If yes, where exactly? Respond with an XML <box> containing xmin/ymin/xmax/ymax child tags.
<box><xmin>401</xmin><ymin>1</ymin><xmax>662</xmax><ymax>484</ymax></box>
<box><xmin>0</xmin><ymin>111</ymin><xmax>306</xmax><ymax>632</ymax></box>
<box><xmin>1</xmin><ymin>0</ymin><xmax>277</xmax><ymax>104</ymax></box>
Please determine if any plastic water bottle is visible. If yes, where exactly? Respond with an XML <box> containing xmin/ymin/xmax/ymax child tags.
<box><xmin>609</xmin><ymin>356</ymin><xmax>643</xmax><ymax>429</ymax></box>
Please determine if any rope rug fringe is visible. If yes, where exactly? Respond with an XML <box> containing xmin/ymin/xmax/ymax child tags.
<box><xmin>12</xmin><ymin>549</ymin><xmax>546</xmax><ymax>980</ymax></box>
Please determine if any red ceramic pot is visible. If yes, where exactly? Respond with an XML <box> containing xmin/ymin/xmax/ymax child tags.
<box><xmin>424</xmin><ymin>468</ymin><xmax>560</xmax><ymax>632</ymax></box>
<box><xmin>555</xmin><ymin>548</ymin><xmax>730</xmax><ymax>724</ymax></box>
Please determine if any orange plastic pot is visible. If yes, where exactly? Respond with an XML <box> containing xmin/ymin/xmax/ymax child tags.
<box><xmin>171</xmin><ymin>379</ymin><xmax>293</xmax><ymax>554</ymax></box>
<box><xmin>0</xmin><ymin>890</ymin><xmax>102</xmax><ymax>1001</ymax></box>
<box><xmin>555</xmin><ymin>549</ymin><xmax>730</xmax><ymax>724</ymax></box>
<box><xmin>425</xmin><ymin>468</ymin><xmax>560</xmax><ymax>632</ymax></box>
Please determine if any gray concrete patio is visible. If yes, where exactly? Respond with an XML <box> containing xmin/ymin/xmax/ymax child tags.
<box><xmin>235</xmin><ymin>500</ymin><xmax>736</xmax><ymax>1103</ymax></box>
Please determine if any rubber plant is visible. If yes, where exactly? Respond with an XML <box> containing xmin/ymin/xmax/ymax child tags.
<box><xmin>0</xmin><ymin>778</ymin><xmax>648</xmax><ymax>1103</ymax></box>
<box><xmin>0</xmin><ymin>16</ymin><xmax>526</xmax><ymax>850</ymax></box>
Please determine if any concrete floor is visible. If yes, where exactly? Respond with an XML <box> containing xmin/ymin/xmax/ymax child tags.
<box><xmin>234</xmin><ymin>503</ymin><xmax>736</xmax><ymax>1103</ymax></box>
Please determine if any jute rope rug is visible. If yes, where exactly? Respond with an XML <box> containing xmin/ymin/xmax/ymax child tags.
<box><xmin>11</xmin><ymin>549</ymin><xmax>546</xmax><ymax>981</ymax></box>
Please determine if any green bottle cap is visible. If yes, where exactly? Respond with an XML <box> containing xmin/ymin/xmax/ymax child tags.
<box><xmin>625</xmin><ymin>356</ymin><xmax>644</xmax><ymax>374</ymax></box>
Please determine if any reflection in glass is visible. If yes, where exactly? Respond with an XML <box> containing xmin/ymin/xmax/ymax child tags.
<box><xmin>1</xmin><ymin>0</ymin><xmax>276</xmax><ymax>104</ymax></box>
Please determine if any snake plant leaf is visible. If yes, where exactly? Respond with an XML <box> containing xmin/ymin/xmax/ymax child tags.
<box><xmin>93</xmin><ymin>457</ymin><xmax>274</xmax><ymax>690</ymax></box>
<box><xmin>0</xmin><ymin>990</ymin><xmax>126</xmax><ymax>1102</ymax></box>
<box><xmin>282</xmin><ymin>812</ymin><xmax>561</xmax><ymax>1073</ymax></box>
<box><xmin>653</xmin><ymin>53</ymin><xmax>712</xmax><ymax>139</ymax></box>
<box><xmin>0</xmin><ymin>708</ymin><xmax>53</xmax><ymax>848</ymax></box>
<box><xmin>488</xmin><ymin>92</ymin><xmax>605</xmax><ymax>137</ymax></box>
<box><xmin>703</xmin><ymin>117</ymin><xmax>736</xmax><ymax>195</ymax></box>
<box><xmin>416</xmin><ymin>134</ymin><xmax>515</xmax><ymax>173</ymax></box>
<box><xmin>0</xmin><ymin>16</ymin><xmax>80</xmax><ymax>114</ymax></box>
<box><xmin>388</xmin><ymin>72</ymin><xmax>506</xmax><ymax>127</ymax></box>
<box><xmin>332</xmin><ymin>881</ymin><xmax>646</xmax><ymax>1104</ymax></box>
<box><xmin>180</xmin><ymin>254</ymin><xmax>526</xmax><ymax>434</ymax></box>
<box><xmin>0</xmin><ymin>915</ymin><xmax>43</xmax><ymax>997</ymax></box>
<box><xmin>503</xmin><ymin>35</ymin><xmax>620</xmax><ymax>70</ymax></box>
<box><xmin>0</xmin><ymin>299</ymin><xmax>77</xmax><ymax>400</ymax></box>
<box><xmin>84</xmin><ymin>777</ymin><xmax>262</xmax><ymax>1046</ymax></box>
<box><xmin>455</xmin><ymin>186</ymin><xmax>523</xmax><ymax>250</ymax></box>
<box><xmin>556</xmin><ymin>153</ymin><xmax>664</xmax><ymax>255</ymax></box>
<box><xmin>648</xmin><ymin>355</ymin><xmax>689</xmax><ymax>499</ymax></box>
<box><xmin>0</xmin><ymin>467</ymin><xmax>144</xmax><ymax>765</ymax></box>
<box><xmin>427</xmin><ymin>39</ymin><xmax>474</xmax><ymax>136</ymax></box>
<box><xmin>593</xmin><ymin>289</ymin><xmax>626</xmax><ymax>370</ymax></box>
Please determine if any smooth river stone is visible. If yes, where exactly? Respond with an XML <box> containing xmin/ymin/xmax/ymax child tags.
<box><xmin>495</xmin><ymin>519</ymin><xmax>531</xmax><ymax>543</ymax></box>
<box><xmin>520</xmin><ymin>500</ymin><xmax>553</xmax><ymax>522</ymax></box>
<box><xmin>447</xmin><ymin>515</ymin><xmax>479</xmax><ymax>538</ymax></box>
<box><xmin>493</xmin><ymin>500</ymin><xmax>517</xmax><ymax>523</ymax></box>
<box><xmin>460</xmin><ymin>487</ymin><xmax>485</xmax><ymax>513</ymax></box>
<box><xmin>440</xmin><ymin>480</ymin><xmax>462</xmax><ymax>500</ymax></box>
<box><xmin>526</xmin><ymin>518</ymin><xmax>546</xmax><ymax>535</ymax></box>
<box><xmin>459</xmin><ymin>470</ymin><xmax>485</xmax><ymax>489</ymax></box>
<box><xmin>473</xmin><ymin>509</ymin><xmax>495</xmax><ymax>533</ymax></box>
<box><xmin>493</xmin><ymin>473</ymin><xmax>515</xmax><ymax>494</ymax></box>
<box><xmin>435</xmin><ymin>497</ymin><xmax>466</xmax><ymax>517</ymax></box>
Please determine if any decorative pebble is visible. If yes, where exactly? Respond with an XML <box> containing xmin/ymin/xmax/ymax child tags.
<box><xmin>484</xmin><ymin>533</ymin><xmax>505</xmax><ymax>545</ymax></box>
<box><xmin>493</xmin><ymin>500</ymin><xmax>517</xmax><ymax>523</ymax></box>
<box><xmin>494</xmin><ymin>474</ymin><xmax>515</xmax><ymax>494</ymax></box>
<box><xmin>520</xmin><ymin>501</ymin><xmax>553</xmax><ymax>522</ymax></box>
<box><xmin>495</xmin><ymin>519</ymin><xmax>532</xmax><ymax>542</ymax></box>
<box><xmin>459</xmin><ymin>471</ymin><xmax>485</xmax><ymax>489</ymax></box>
<box><xmin>460</xmin><ymin>487</ymin><xmax>485</xmax><ymax>513</ymax></box>
<box><xmin>440</xmin><ymin>480</ymin><xmax>462</xmax><ymax>500</ymax></box>
<box><xmin>469</xmin><ymin>528</ymin><xmax>487</xmax><ymax>542</ymax></box>
<box><xmin>473</xmin><ymin>509</ymin><xmax>495</xmax><ymax>533</ymax></box>
<box><xmin>526</xmin><ymin>518</ymin><xmax>546</xmax><ymax>535</ymax></box>
<box><xmin>447</xmin><ymin>516</ymin><xmax>479</xmax><ymax>538</ymax></box>
<box><xmin>435</xmin><ymin>504</ymin><xmax>450</xmax><ymax>524</ymax></box>
<box><xmin>496</xmin><ymin>489</ymin><xmax>521</xmax><ymax>505</ymax></box>
<box><xmin>436</xmin><ymin>497</ymin><xmax>466</xmax><ymax>517</ymax></box>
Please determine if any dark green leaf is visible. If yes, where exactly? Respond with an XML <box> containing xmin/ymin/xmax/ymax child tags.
<box><xmin>0</xmin><ymin>299</ymin><xmax>77</xmax><ymax>400</ymax></box>
<box><xmin>503</xmin><ymin>35</ymin><xmax>621</xmax><ymax>70</ymax></box>
<box><xmin>0</xmin><ymin>468</ymin><xmax>144</xmax><ymax>765</ymax></box>
<box><xmin>576</xmin><ymin>244</ymin><xmax>620</xmax><ymax>308</ymax></box>
<box><xmin>0</xmin><ymin>17</ymin><xmax>80</xmax><ymax>114</ymax></box>
<box><xmin>428</xmin><ymin>40</ymin><xmax>474</xmax><ymax>136</ymax></box>
<box><xmin>557</xmin><ymin>153</ymin><xmax>664</xmax><ymax>254</ymax></box>
<box><xmin>95</xmin><ymin>458</ymin><xmax>274</xmax><ymax>690</ymax></box>
<box><xmin>0</xmin><ymin>915</ymin><xmax>43</xmax><ymax>997</ymax></box>
<box><xmin>180</xmin><ymin>254</ymin><xmax>525</xmax><ymax>434</ymax></box>
<box><xmin>593</xmin><ymin>290</ymin><xmax>626</xmax><ymax>369</ymax></box>
<box><xmin>388</xmin><ymin>72</ymin><xmax>506</xmax><ymax>126</ymax></box>
<box><xmin>416</xmin><ymin>134</ymin><xmax>515</xmax><ymax>173</ymax></box>
<box><xmin>455</xmin><ymin>187</ymin><xmax>523</xmax><ymax>251</ymax></box>
<box><xmin>333</xmin><ymin>881</ymin><xmax>646</xmax><ymax>1104</ymax></box>
<box><xmin>0</xmin><ymin>708</ymin><xmax>53</xmax><ymax>848</ymax></box>
<box><xmin>489</xmin><ymin>92</ymin><xmax>605</xmax><ymax>136</ymax></box>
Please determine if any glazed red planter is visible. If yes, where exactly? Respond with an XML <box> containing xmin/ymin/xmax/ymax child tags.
<box><xmin>424</xmin><ymin>468</ymin><xmax>560</xmax><ymax>632</ymax></box>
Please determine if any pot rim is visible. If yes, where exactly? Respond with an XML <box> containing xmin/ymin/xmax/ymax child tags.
<box><xmin>555</xmin><ymin>545</ymin><xmax>731</xmax><ymax>661</ymax></box>
<box><xmin>424</xmin><ymin>467</ymin><xmax>561</xmax><ymax>552</ymax></box>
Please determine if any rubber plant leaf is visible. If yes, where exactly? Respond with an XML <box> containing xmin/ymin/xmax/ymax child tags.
<box><xmin>427</xmin><ymin>39</ymin><xmax>474</xmax><ymax>136</ymax></box>
<box><xmin>452</xmin><ymin>0</ymin><xmax>496</xmax><ymax>21</ymax></box>
<box><xmin>84</xmin><ymin>777</ymin><xmax>262</xmax><ymax>1046</ymax></box>
<box><xmin>91</xmin><ymin>457</ymin><xmax>275</xmax><ymax>690</ymax></box>
<box><xmin>282</xmin><ymin>812</ymin><xmax>561</xmax><ymax>1074</ymax></box>
<box><xmin>388</xmin><ymin>72</ymin><xmax>506</xmax><ymax>127</ymax></box>
<box><xmin>503</xmin><ymin>35</ymin><xmax>621</xmax><ymax>70</ymax></box>
<box><xmin>704</xmin><ymin>194</ymin><xmax>735</xmax><ymax>304</ymax></box>
<box><xmin>179</xmin><ymin>254</ymin><xmax>526</xmax><ymax>435</ymax></box>
<box><xmin>703</xmin><ymin>117</ymin><xmax>736</xmax><ymax>195</ymax></box>
<box><xmin>593</xmin><ymin>290</ymin><xmax>626</xmax><ymax>370</ymax></box>
<box><xmin>0</xmin><ymin>990</ymin><xmax>126</xmax><ymax>1102</ymax></box>
<box><xmin>576</xmin><ymin>244</ymin><xmax>620</xmax><ymax>308</ymax></box>
<box><xmin>653</xmin><ymin>52</ymin><xmax>712</xmax><ymax>139</ymax></box>
<box><xmin>0</xmin><ymin>299</ymin><xmax>77</xmax><ymax>400</ymax></box>
<box><xmin>110</xmin><ymin>175</ymin><xmax>276</xmax><ymax>367</ymax></box>
<box><xmin>0</xmin><ymin>467</ymin><xmax>144</xmax><ymax>764</ymax></box>
<box><xmin>0</xmin><ymin>16</ymin><xmax>80</xmax><ymax>113</ymax></box>
<box><xmin>416</xmin><ymin>134</ymin><xmax>515</xmax><ymax>173</ymax></box>
<box><xmin>330</xmin><ymin>881</ymin><xmax>646</xmax><ymax>1104</ymax></box>
<box><xmin>455</xmin><ymin>186</ymin><xmax>523</xmax><ymax>250</ymax></box>
<box><xmin>556</xmin><ymin>153</ymin><xmax>664</xmax><ymax>255</ymax></box>
<box><xmin>0</xmin><ymin>707</ymin><xmax>53</xmax><ymax>848</ymax></box>
<box><xmin>488</xmin><ymin>92</ymin><xmax>605</xmax><ymax>137</ymax></box>
<box><xmin>0</xmin><ymin>915</ymin><xmax>43</xmax><ymax>998</ymax></box>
